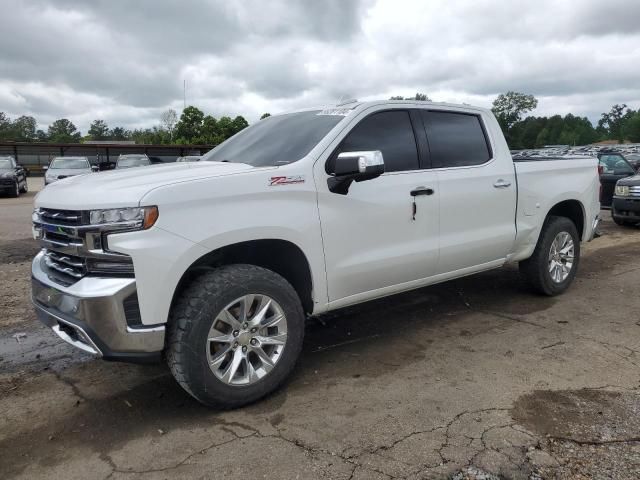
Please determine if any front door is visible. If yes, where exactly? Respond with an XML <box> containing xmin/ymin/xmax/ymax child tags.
<box><xmin>315</xmin><ymin>109</ymin><xmax>439</xmax><ymax>306</ymax></box>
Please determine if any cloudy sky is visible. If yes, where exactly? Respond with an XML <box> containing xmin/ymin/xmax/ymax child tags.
<box><xmin>1</xmin><ymin>0</ymin><xmax>639</xmax><ymax>133</ymax></box>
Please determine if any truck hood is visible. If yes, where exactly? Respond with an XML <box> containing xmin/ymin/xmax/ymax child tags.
<box><xmin>36</xmin><ymin>161</ymin><xmax>254</xmax><ymax>209</ymax></box>
<box><xmin>617</xmin><ymin>174</ymin><xmax>640</xmax><ymax>186</ymax></box>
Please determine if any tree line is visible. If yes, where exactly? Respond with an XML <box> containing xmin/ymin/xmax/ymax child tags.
<box><xmin>490</xmin><ymin>91</ymin><xmax>640</xmax><ymax>149</ymax></box>
<box><xmin>0</xmin><ymin>106</ymin><xmax>257</xmax><ymax>145</ymax></box>
<box><xmin>1</xmin><ymin>93</ymin><xmax>639</xmax><ymax>148</ymax></box>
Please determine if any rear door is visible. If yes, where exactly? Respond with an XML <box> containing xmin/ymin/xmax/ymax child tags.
<box><xmin>421</xmin><ymin>110</ymin><xmax>517</xmax><ymax>274</ymax></box>
<box><xmin>599</xmin><ymin>154</ymin><xmax>635</xmax><ymax>207</ymax></box>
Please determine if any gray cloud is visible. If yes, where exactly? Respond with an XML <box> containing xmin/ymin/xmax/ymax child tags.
<box><xmin>0</xmin><ymin>0</ymin><xmax>638</xmax><ymax>133</ymax></box>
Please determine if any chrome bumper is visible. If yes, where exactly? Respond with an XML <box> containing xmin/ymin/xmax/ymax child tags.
<box><xmin>31</xmin><ymin>251</ymin><xmax>164</xmax><ymax>362</ymax></box>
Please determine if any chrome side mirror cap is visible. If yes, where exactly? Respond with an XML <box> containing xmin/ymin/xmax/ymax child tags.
<box><xmin>328</xmin><ymin>150</ymin><xmax>385</xmax><ymax>195</ymax></box>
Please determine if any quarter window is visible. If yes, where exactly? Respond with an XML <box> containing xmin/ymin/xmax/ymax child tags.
<box><xmin>422</xmin><ymin>111</ymin><xmax>491</xmax><ymax>168</ymax></box>
<box><xmin>331</xmin><ymin>110</ymin><xmax>419</xmax><ymax>173</ymax></box>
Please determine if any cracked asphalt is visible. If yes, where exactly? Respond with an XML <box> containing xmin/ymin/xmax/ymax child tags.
<box><xmin>2</xmin><ymin>181</ymin><xmax>640</xmax><ymax>479</ymax></box>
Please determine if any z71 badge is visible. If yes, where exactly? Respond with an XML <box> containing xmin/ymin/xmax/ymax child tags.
<box><xmin>269</xmin><ymin>175</ymin><xmax>305</xmax><ymax>186</ymax></box>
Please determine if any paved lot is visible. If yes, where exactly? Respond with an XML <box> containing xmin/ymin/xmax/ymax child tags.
<box><xmin>1</xmin><ymin>185</ymin><xmax>640</xmax><ymax>479</ymax></box>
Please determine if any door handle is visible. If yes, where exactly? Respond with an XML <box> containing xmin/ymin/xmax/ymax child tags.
<box><xmin>493</xmin><ymin>179</ymin><xmax>511</xmax><ymax>188</ymax></box>
<box><xmin>410</xmin><ymin>186</ymin><xmax>434</xmax><ymax>196</ymax></box>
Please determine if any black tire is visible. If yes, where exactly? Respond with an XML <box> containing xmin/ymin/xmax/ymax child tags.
<box><xmin>19</xmin><ymin>180</ymin><xmax>28</xmax><ymax>194</ymax></box>
<box><xmin>9</xmin><ymin>181</ymin><xmax>19</xmax><ymax>197</ymax></box>
<box><xmin>166</xmin><ymin>264</ymin><xmax>305</xmax><ymax>409</ymax></box>
<box><xmin>519</xmin><ymin>216</ymin><xmax>580</xmax><ymax>296</ymax></box>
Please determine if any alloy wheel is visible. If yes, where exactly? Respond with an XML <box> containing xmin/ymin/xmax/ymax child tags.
<box><xmin>206</xmin><ymin>294</ymin><xmax>288</xmax><ymax>386</ymax></box>
<box><xmin>548</xmin><ymin>231</ymin><xmax>574</xmax><ymax>283</ymax></box>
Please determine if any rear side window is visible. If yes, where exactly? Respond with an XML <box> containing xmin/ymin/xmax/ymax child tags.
<box><xmin>422</xmin><ymin>111</ymin><xmax>491</xmax><ymax>168</ymax></box>
<box><xmin>332</xmin><ymin>110</ymin><xmax>419</xmax><ymax>173</ymax></box>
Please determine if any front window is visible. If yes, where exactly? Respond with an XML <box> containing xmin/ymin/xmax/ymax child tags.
<box><xmin>202</xmin><ymin>110</ymin><xmax>345</xmax><ymax>167</ymax></box>
<box><xmin>50</xmin><ymin>157</ymin><xmax>90</xmax><ymax>169</ymax></box>
<box><xmin>0</xmin><ymin>157</ymin><xmax>14</xmax><ymax>169</ymax></box>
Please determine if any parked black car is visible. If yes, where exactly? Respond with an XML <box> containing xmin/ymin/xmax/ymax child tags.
<box><xmin>612</xmin><ymin>174</ymin><xmax>640</xmax><ymax>226</ymax></box>
<box><xmin>598</xmin><ymin>152</ymin><xmax>636</xmax><ymax>208</ymax></box>
<box><xmin>0</xmin><ymin>156</ymin><xmax>28</xmax><ymax>197</ymax></box>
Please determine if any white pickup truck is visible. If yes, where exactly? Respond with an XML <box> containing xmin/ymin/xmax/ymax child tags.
<box><xmin>31</xmin><ymin>100</ymin><xmax>600</xmax><ymax>408</ymax></box>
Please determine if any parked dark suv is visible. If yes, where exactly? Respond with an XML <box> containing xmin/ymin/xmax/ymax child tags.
<box><xmin>612</xmin><ymin>174</ymin><xmax>640</xmax><ymax>226</ymax></box>
<box><xmin>598</xmin><ymin>152</ymin><xmax>636</xmax><ymax>208</ymax></box>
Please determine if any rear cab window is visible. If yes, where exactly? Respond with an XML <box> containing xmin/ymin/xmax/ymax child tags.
<box><xmin>421</xmin><ymin>111</ymin><xmax>492</xmax><ymax>168</ymax></box>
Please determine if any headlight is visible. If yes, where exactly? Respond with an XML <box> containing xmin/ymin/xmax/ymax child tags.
<box><xmin>615</xmin><ymin>185</ymin><xmax>630</xmax><ymax>196</ymax></box>
<box><xmin>89</xmin><ymin>206</ymin><xmax>159</xmax><ymax>230</ymax></box>
<box><xmin>1</xmin><ymin>172</ymin><xmax>15</xmax><ymax>179</ymax></box>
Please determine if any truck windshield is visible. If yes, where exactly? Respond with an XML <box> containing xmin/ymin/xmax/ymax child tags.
<box><xmin>50</xmin><ymin>157</ymin><xmax>90</xmax><ymax>169</ymax></box>
<box><xmin>203</xmin><ymin>111</ymin><xmax>345</xmax><ymax>167</ymax></box>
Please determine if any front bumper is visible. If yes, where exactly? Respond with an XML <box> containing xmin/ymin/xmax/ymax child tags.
<box><xmin>612</xmin><ymin>196</ymin><xmax>640</xmax><ymax>222</ymax></box>
<box><xmin>31</xmin><ymin>251</ymin><xmax>164</xmax><ymax>363</ymax></box>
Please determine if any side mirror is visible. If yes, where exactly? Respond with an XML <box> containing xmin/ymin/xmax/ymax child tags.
<box><xmin>91</xmin><ymin>165</ymin><xmax>99</xmax><ymax>172</ymax></box>
<box><xmin>328</xmin><ymin>150</ymin><xmax>385</xmax><ymax>195</ymax></box>
<box><xmin>43</xmin><ymin>166</ymin><xmax>48</xmax><ymax>171</ymax></box>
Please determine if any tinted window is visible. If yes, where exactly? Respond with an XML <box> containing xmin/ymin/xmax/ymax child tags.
<box><xmin>204</xmin><ymin>111</ymin><xmax>344</xmax><ymax>167</ymax></box>
<box><xmin>598</xmin><ymin>155</ymin><xmax>634</xmax><ymax>174</ymax></box>
<box><xmin>331</xmin><ymin>110</ymin><xmax>419</xmax><ymax>173</ymax></box>
<box><xmin>422</xmin><ymin>111</ymin><xmax>491</xmax><ymax>168</ymax></box>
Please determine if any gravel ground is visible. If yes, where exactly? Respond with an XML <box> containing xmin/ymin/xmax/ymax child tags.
<box><xmin>1</xmin><ymin>184</ymin><xmax>640</xmax><ymax>479</ymax></box>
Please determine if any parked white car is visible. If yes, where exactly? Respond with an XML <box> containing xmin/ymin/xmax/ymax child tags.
<box><xmin>115</xmin><ymin>154</ymin><xmax>151</xmax><ymax>169</ymax></box>
<box><xmin>44</xmin><ymin>156</ymin><xmax>95</xmax><ymax>185</ymax></box>
<box><xmin>31</xmin><ymin>100</ymin><xmax>600</xmax><ymax>408</ymax></box>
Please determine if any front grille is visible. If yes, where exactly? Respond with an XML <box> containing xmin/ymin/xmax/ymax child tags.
<box><xmin>44</xmin><ymin>251</ymin><xmax>86</xmax><ymax>279</ymax></box>
<box><xmin>629</xmin><ymin>186</ymin><xmax>640</xmax><ymax>197</ymax></box>
<box><xmin>35</xmin><ymin>207</ymin><xmax>135</xmax><ymax>286</ymax></box>
<box><xmin>40</xmin><ymin>208</ymin><xmax>84</xmax><ymax>226</ymax></box>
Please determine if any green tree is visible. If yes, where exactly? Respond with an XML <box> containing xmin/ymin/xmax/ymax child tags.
<box><xmin>47</xmin><ymin>118</ymin><xmax>81</xmax><ymax>143</ymax></box>
<box><xmin>0</xmin><ymin>112</ymin><xmax>11</xmax><ymax>140</ymax></box>
<box><xmin>88</xmin><ymin>119</ymin><xmax>110</xmax><ymax>140</ymax></box>
<box><xmin>260</xmin><ymin>113</ymin><xmax>271</xmax><ymax>119</ymax></box>
<box><xmin>199</xmin><ymin>115</ymin><xmax>218</xmax><ymax>143</ymax></box>
<box><xmin>174</xmin><ymin>106</ymin><xmax>204</xmax><ymax>142</ymax></box>
<box><xmin>624</xmin><ymin>112</ymin><xmax>640</xmax><ymax>143</ymax></box>
<box><xmin>598</xmin><ymin>104</ymin><xmax>632</xmax><ymax>142</ymax></box>
<box><xmin>491</xmin><ymin>92</ymin><xmax>538</xmax><ymax>134</ymax></box>
<box><xmin>11</xmin><ymin>115</ymin><xmax>38</xmax><ymax>141</ymax></box>
<box><xmin>109</xmin><ymin>127</ymin><xmax>130</xmax><ymax>141</ymax></box>
<box><xmin>230</xmin><ymin>115</ymin><xmax>249</xmax><ymax>136</ymax></box>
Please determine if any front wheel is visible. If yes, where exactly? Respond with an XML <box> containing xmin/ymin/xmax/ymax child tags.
<box><xmin>19</xmin><ymin>180</ymin><xmax>28</xmax><ymax>193</ymax></box>
<box><xmin>519</xmin><ymin>216</ymin><xmax>580</xmax><ymax>296</ymax></box>
<box><xmin>166</xmin><ymin>264</ymin><xmax>305</xmax><ymax>408</ymax></box>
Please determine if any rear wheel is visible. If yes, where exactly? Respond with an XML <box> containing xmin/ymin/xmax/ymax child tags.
<box><xmin>167</xmin><ymin>264</ymin><xmax>305</xmax><ymax>409</ymax></box>
<box><xmin>519</xmin><ymin>216</ymin><xmax>580</xmax><ymax>296</ymax></box>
